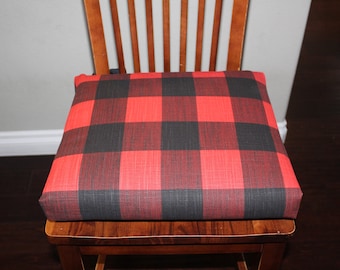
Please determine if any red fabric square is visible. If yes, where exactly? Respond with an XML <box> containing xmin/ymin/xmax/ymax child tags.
<box><xmin>200</xmin><ymin>150</ymin><xmax>243</xmax><ymax>189</ymax></box>
<box><xmin>73</xmin><ymin>83</ymin><xmax>98</xmax><ymax>105</ymax></box>
<box><xmin>125</xmin><ymin>97</ymin><xmax>162</xmax><ymax>122</ymax></box>
<box><xmin>119</xmin><ymin>151</ymin><xmax>162</xmax><ymax>190</ymax></box>
<box><xmin>130</xmin><ymin>73</ymin><xmax>162</xmax><ymax>80</ymax></box>
<box><xmin>196</xmin><ymin>96</ymin><xmax>234</xmax><ymax>122</ymax></box>
<box><xmin>91</xmin><ymin>98</ymin><xmax>128</xmax><ymax>124</ymax></box>
<box><xmin>198</xmin><ymin>122</ymin><xmax>238</xmax><ymax>150</ymax></box>
<box><xmin>271</xmin><ymin>127</ymin><xmax>287</xmax><ymax>155</ymax></box>
<box><xmin>40</xmin><ymin>191</ymin><xmax>82</xmax><ymax>221</ymax></box>
<box><xmin>254</xmin><ymin>76</ymin><xmax>271</xmax><ymax>103</ymax></box>
<box><xmin>252</xmin><ymin>72</ymin><xmax>266</xmax><ymax>86</ymax></box>
<box><xmin>194</xmin><ymin>76</ymin><xmax>229</xmax><ymax>96</ymax></box>
<box><xmin>64</xmin><ymin>101</ymin><xmax>94</xmax><ymax>132</ymax></box>
<box><xmin>263</xmin><ymin>102</ymin><xmax>278</xmax><ymax>129</ymax></box>
<box><xmin>129</xmin><ymin>74</ymin><xmax>162</xmax><ymax>96</ymax></box>
<box><xmin>231</xmin><ymin>98</ymin><xmax>268</xmax><ymax>125</ymax></box>
<box><xmin>79</xmin><ymin>152</ymin><xmax>122</xmax><ymax>190</ymax></box>
<box><xmin>161</xmin><ymin>150</ymin><xmax>202</xmax><ymax>189</ymax></box>
<box><xmin>162</xmin><ymin>97</ymin><xmax>198</xmax><ymax>121</ymax></box>
<box><xmin>240</xmin><ymin>151</ymin><xmax>284</xmax><ymax>188</ymax></box>
<box><xmin>122</xmin><ymin>123</ymin><xmax>162</xmax><ymax>150</ymax></box>
<box><xmin>42</xmin><ymin>154</ymin><xmax>82</xmax><ymax>192</ymax></box>
<box><xmin>284</xmin><ymin>189</ymin><xmax>303</xmax><ymax>218</ymax></box>
<box><xmin>75</xmin><ymin>74</ymin><xmax>101</xmax><ymax>87</ymax></box>
<box><xmin>277</xmin><ymin>153</ymin><xmax>300</xmax><ymax>188</ymax></box>
<box><xmin>56</xmin><ymin>127</ymin><xmax>89</xmax><ymax>157</ymax></box>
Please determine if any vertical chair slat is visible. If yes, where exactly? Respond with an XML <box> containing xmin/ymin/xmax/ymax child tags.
<box><xmin>145</xmin><ymin>0</ymin><xmax>155</xmax><ymax>72</ymax></box>
<box><xmin>163</xmin><ymin>0</ymin><xmax>170</xmax><ymax>72</ymax></box>
<box><xmin>209</xmin><ymin>0</ymin><xmax>223</xmax><ymax>71</ymax></box>
<box><xmin>179</xmin><ymin>0</ymin><xmax>188</xmax><ymax>72</ymax></box>
<box><xmin>128</xmin><ymin>0</ymin><xmax>140</xmax><ymax>72</ymax></box>
<box><xmin>83</xmin><ymin>0</ymin><xmax>110</xmax><ymax>74</ymax></box>
<box><xmin>227</xmin><ymin>0</ymin><xmax>249</xmax><ymax>70</ymax></box>
<box><xmin>86</xmin><ymin>0</ymin><xmax>248</xmax><ymax>74</ymax></box>
<box><xmin>110</xmin><ymin>0</ymin><xmax>126</xmax><ymax>73</ymax></box>
<box><xmin>195</xmin><ymin>0</ymin><xmax>206</xmax><ymax>71</ymax></box>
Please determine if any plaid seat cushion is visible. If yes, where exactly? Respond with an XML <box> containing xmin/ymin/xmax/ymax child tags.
<box><xmin>39</xmin><ymin>71</ymin><xmax>302</xmax><ymax>221</ymax></box>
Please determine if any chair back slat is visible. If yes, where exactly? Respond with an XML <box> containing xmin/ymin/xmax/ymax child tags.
<box><xmin>110</xmin><ymin>0</ymin><xmax>126</xmax><ymax>73</ymax></box>
<box><xmin>209</xmin><ymin>0</ymin><xmax>223</xmax><ymax>71</ymax></box>
<box><xmin>145</xmin><ymin>0</ymin><xmax>155</xmax><ymax>72</ymax></box>
<box><xmin>127</xmin><ymin>0</ymin><xmax>140</xmax><ymax>72</ymax></box>
<box><xmin>83</xmin><ymin>0</ymin><xmax>249</xmax><ymax>74</ymax></box>
<box><xmin>179</xmin><ymin>0</ymin><xmax>188</xmax><ymax>72</ymax></box>
<box><xmin>163</xmin><ymin>0</ymin><xmax>171</xmax><ymax>72</ymax></box>
<box><xmin>84</xmin><ymin>0</ymin><xmax>110</xmax><ymax>74</ymax></box>
<box><xmin>227</xmin><ymin>0</ymin><xmax>249</xmax><ymax>70</ymax></box>
<box><xmin>195</xmin><ymin>0</ymin><xmax>205</xmax><ymax>71</ymax></box>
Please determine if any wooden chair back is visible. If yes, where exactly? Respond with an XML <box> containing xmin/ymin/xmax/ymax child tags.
<box><xmin>83</xmin><ymin>0</ymin><xmax>249</xmax><ymax>74</ymax></box>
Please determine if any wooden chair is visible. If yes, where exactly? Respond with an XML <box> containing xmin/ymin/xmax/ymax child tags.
<box><xmin>43</xmin><ymin>0</ymin><xmax>300</xmax><ymax>269</ymax></box>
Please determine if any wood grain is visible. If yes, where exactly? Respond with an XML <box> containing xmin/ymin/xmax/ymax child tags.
<box><xmin>127</xmin><ymin>0</ymin><xmax>140</xmax><ymax>72</ymax></box>
<box><xmin>162</xmin><ymin>0</ymin><xmax>170</xmax><ymax>72</ymax></box>
<box><xmin>83</xmin><ymin>0</ymin><xmax>110</xmax><ymax>74</ymax></box>
<box><xmin>45</xmin><ymin>219</ymin><xmax>295</xmax><ymax>246</ymax></box>
<box><xmin>227</xmin><ymin>0</ymin><xmax>249</xmax><ymax>70</ymax></box>
<box><xmin>109</xmin><ymin>0</ymin><xmax>126</xmax><ymax>73</ymax></box>
<box><xmin>194</xmin><ymin>0</ymin><xmax>206</xmax><ymax>71</ymax></box>
<box><xmin>145</xmin><ymin>0</ymin><xmax>155</xmax><ymax>72</ymax></box>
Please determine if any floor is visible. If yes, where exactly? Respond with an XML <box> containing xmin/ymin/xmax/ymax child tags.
<box><xmin>0</xmin><ymin>0</ymin><xmax>339</xmax><ymax>269</ymax></box>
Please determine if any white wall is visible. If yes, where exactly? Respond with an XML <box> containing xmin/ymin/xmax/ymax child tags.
<box><xmin>242</xmin><ymin>0</ymin><xmax>311</xmax><ymax>123</ymax></box>
<box><xmin>0</xmin><ymin>0</ymin><xmax>311</xmax><ymax>155</ymax></box>
<box><xmin>0</xmin><ymin>0</ymin><xmax>93</xmax><ymax>131</ymax></box>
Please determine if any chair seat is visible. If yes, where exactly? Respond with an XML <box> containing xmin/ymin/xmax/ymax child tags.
<box><xmin>39</xmin><ymin>71</ymin><xmax>302</xmax><ymax>221</ymax></box>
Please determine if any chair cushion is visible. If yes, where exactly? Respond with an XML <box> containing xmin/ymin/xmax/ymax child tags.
<box><xmin>39</xmin><ymin>71</ymin><xmax>302</xmax><ymax>221</ymax></box>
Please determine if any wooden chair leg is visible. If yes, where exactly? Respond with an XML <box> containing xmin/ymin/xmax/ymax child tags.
<box><xmin>258</xmin><ymin>243</ymin><xmax>286</xmax><ymax>270</ymax></box>
<box><xmin>95</xmin><ymin>254</ymin><xmax>106</xmax><ymax>270</ymax></box>
<box><xmin>57</xmin><ymin>246</ymin><xmax>84</xmax><ymax>270</ymax></box>
<box><xmin>236</xmin><ymin>253</ymin><xmax>248</xmax><ymax>270</ymax></box>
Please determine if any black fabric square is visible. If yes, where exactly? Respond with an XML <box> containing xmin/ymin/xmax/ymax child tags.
<box><xmin>96</xmin><ymin>79</ymin><xmax>130</xmax><ymax>99</ymax></box>
<box><xmin>162</xmin><ymin>77</ymin><xmax>196</xmax><ymax>96</ymax></box>
<box><xmin>227</xmin><ymin>78</ymin><xmax>261</xmax><ymax>100</ymax></box>
<box><xmin>84</xmin><ymin>123</ymin><xmax>125</xmax><ymax>153</ymax></box>
<box><xmin>162</xmin><ymin>122</ymin><xmax>200</xmax><ymax>150</ymax></box>
<box><xmin>244</xmin><ymin>188</ymin><xmax>286</xmax><ymax>218</ymax></box>
<box><xmin>236</xmin><ymin>123</ymin><xmax>275</xmax><ymax>151</ymax></box>
<box><xmin>79</xmin><ymin>190</ymin><xmax>121</xmax><ymax>220</ymax></box>
<box><xmin>162</xmin><ymin>189</ymin><xmax>203</xmax><ymax>220</ymax></box>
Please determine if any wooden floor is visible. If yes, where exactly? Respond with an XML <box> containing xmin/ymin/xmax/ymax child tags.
<box><xmin>0</xmin><ymin>0</ymin><xmax>339</xmax><ymax>269</ymax></box>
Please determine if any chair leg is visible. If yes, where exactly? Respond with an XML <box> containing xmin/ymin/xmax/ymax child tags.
<box><xmin>257</xmin><ymin>243</ymin><xmax>286</xmax><ymax>270</ymax></box>
<box><xmin>235</xmin><ymin>253</ymin><xmax>248</xmax><ymax>270</ymax></box>
<box><xmin>57</xmin><ymin>246</ymin><xmax>84</xmax><ymax>270</ymax></box>
<box><xmin>95</xmin><ymin>254</ymin><xmax>106</xmax><ymax>270</ymax></box>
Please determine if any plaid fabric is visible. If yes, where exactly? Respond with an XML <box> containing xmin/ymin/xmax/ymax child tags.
<box><xmin>39</xmin><ymin>71</ymin><xmax>302</xmax><ymax>221</ymax></box>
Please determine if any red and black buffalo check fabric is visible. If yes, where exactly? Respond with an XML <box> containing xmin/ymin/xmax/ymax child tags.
<box><xmin>39</xmin><ymin>71</ymin><xmax>302</xmax><ymax>221</ymax></box>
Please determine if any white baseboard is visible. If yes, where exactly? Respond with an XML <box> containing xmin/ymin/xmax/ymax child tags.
<box><xmin>0</xmin><ymin>120</ymin><xmax>288</xmax><ymax>157</ymax></box>
<box><xmin>0</xmin><ymin>129</ymin><xmax>63</xmax><ymax>157</ymax></box>
<box><xmin>277</xmin><ymin>119</ymin><xmax>288</xmax><ymax>142</ymax></box>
